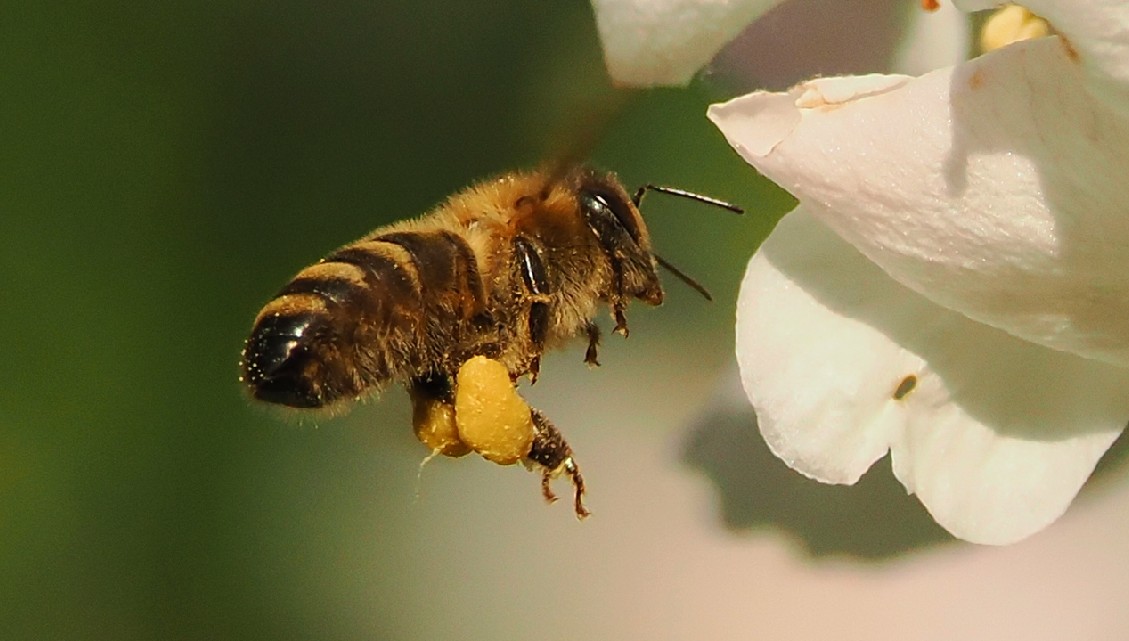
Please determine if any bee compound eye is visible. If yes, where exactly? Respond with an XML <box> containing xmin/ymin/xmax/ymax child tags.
<box><xmin>579</xmin><ymin>191</ymin><xmax>609</xmax><ymax>220</ymax></box>
<box><xmin>580</xmin><ymin>188</ymin><xmax>642</xmax><ymax>245</ymax></box>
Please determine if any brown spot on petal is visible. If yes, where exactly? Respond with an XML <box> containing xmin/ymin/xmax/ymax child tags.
<box><xmin>893</xmin><ymin>375</ymin><xmax>918</xmax><ymax>401</ymax></box>
<box><xmin>968</xmin><ymin>68</ymin><xmax>985</xmax><ymax>90</ymax></box>
<box><xmin>1060</xmin><ymin>36</ymin><xmax>1080</xmax><ymax>63</ymax></box>
<box><xmin>921</xmin><ymin>0</ymin><xmax>940</xmax><ymax>12</ymax></box>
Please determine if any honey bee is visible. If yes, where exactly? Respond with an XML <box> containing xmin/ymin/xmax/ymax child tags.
<box><xmin>239</xmin><ymin>165</ymin><xmax>740</xmax><ymax>517</ymax></box>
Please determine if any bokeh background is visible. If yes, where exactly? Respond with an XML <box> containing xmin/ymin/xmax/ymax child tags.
<box><xmin>4</xmin><ymin>1</ymin><xmax>1129</xmax><ymax>640</ymax></box>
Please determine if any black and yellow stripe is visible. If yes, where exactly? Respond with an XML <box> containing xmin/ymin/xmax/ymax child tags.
<box><xmin>241</xmin><ymin>230</ymin><xmax>486</xmax><ymax>409</ymax></box>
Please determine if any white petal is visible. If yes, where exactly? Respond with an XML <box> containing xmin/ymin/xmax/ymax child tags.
<box><xmin>709</xmin><ymin>1</ymin><xmax>970</xmax><ymax>91</ymax></box>
<box><xmin>890</xmin><ymin>0</ymin><xmax>971</xmax><ymax>75</ymax></box>
<box><xmin>591</xmin><ymin>0</ymin><xmax>780</xmax><ymax>86</ymax></box>
<box><xmin>738</xmin><ymin>208</ymin><xmax>1129</xmax><ymax>544</ymax></box>
<box><xmin>957</xmin><ymin>0</ymin><xmax>1129</xmax><ymax>118</ymax></box>
<box><xmin>713</xmin><ymin>37</ymin><xmax>1129</xmax><ymax>366</ymax></box>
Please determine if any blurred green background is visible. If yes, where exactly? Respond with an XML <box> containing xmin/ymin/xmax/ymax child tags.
<box><xmin>2</xmin><ymin>2</ymin><xmax>791</xmax><ymax>639</ymax></box>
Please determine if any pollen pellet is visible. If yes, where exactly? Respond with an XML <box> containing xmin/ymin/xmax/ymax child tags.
<box><xmin>454</xmin><ymin>356</ymin><xmax>534</xmax><ymax>465</ymax></box>
<box><xmin>410</xmin><ymin>388</ymin><xmax>470</xmax><ymax>457</ymax></box>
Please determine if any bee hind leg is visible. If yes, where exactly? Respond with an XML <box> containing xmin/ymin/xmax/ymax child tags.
<box><xmin>527</xmin><ymin>409</ymin><xmax>589</xmax><ymax>519</ymax></box>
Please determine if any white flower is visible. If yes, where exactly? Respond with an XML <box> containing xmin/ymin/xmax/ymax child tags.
<box><xmin>591</xmin><ymin>0</ymin><xmax>780</xmax><ymax>86</ymax></box>
<box><xmin>705</xmin><ymin>0</ymin><xmax>1129</xmax><ymax>544</ymax></box>
<box><xmin>591</xmin><ymin>0</ymin><xmax>970</xmax><ymax>86</ymax></box>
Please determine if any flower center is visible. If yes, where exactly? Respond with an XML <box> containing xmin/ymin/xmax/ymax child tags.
<box><xmin>980</xmin><ymin>4</ymin><xmax>1050</xmax><ymax>52</ymax></box>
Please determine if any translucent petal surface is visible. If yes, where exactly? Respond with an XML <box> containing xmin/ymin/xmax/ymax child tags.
<box><xmin>709</xmin><ymin>0</ymin><xmax>970</xmax><ymax>91</ymax></box>
<box><xmin>713</xmin><ymin>36</ymin><xmax>1129</xmax><ymax>366</ymax></box>
<box><xmin>891</xmin><ymin>0</ymin><xmax>971</xmax><ymax>75</ymax></box>
<box><xmin>738</xmin><ymin>208</ymin><xmax>1129</xmax><ymax>544</ymax></box>
<box><xmin>591</xmin><ymin>0</ymin><xmax>779</xmax><ymax>86</ymax></box>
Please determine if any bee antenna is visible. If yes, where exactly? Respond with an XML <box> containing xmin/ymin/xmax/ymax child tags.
<box><xmin>632</xmin><ymin>184</ymin><xmax>744</xmax><ymax>214</ymax></box>
<box><xmin>635</xmin><ymin>183</ymin><xmax>740</xmax><ymax>301</ymax></box>
<box><xmin>655</xmin><ymin>254</ymin><xmax>712</xmax><ymax>302</ymax></box>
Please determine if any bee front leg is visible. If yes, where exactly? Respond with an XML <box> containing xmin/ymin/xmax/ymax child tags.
<box><xmin>609</xmin><ymin>259</ymin><xmax>630</xmax><ymax>337</ymax></box>
<box><xmin>514</xmin><ymin>236</ymin><xmax>551</xmax><ymax>383</ymax></box>
<box><xmin>527</xmin><ymin>409</ymin><xmax>589</xmax><ymax>519</ymax></box>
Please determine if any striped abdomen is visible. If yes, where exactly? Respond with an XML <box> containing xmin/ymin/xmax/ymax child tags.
<box><xmin>240</xmin><ymin>229</ymin><xmax>486</xmax><ymax>409</ymax></box>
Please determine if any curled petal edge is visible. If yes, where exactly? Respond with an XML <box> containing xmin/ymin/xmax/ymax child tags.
<box><xmin>714</xmin><ymin>37</ymin><xmax>1129</xmax><ymax>367</ymax></box>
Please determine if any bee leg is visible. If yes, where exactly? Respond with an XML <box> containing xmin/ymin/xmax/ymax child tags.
<box><xmin>514</xmin><ymin>236</ymin><xmax>551</xmax><ymax>382</ymax></box>
<box><xmin>584</xmin><ymin>322</ymin><xmax>601</xmax><ymax>367</ymax></box>
<box><xmin>527</xmin><ymin>408</ymin><xmax>589</xmax><ymax>519</ymax></box>
<box><xmin>610</xmin><ymin>262</ymin><xmax>630</xmax><ymax>338</ymax></box>
<box><xmin>612</xmin><ymin>303</ymin><xmax>629</xmax><ymax>338</ymax></box>
<box><xmin>528</xmin><ymin>355</ymin><xmax>541</xmax><ymax>384</ymax></box>
<box><xmin>540</xmin><ymin>472</ymin><xmax>558</xmax><ymax>504</ymax></box>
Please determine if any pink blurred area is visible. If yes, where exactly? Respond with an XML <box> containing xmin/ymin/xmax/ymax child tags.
<box><xmin>304</xmin><ymin>351</ymin><xmax>1129</xmax><ymax>641</ymax></box>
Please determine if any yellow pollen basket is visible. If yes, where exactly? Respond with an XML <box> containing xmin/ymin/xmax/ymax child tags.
<box><xmin>453</xmin><ymin>356</ymin><xmax>535</xmax><ymax>465</ymax></box>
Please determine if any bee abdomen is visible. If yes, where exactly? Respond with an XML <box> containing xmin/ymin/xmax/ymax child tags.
<box><xmin>373</xmin><ymin>230</ymin><xmax>485</xmax><ymax>320</ymax></box>
<box><xmin>242</xmin><ymin>230</ymin><xmax>485</xmax><ymax>409</ymax></box>
<box><xmin>241</xmin><ymin>304</ymin><xmax>334</xmax><ymax>408</ymax></box>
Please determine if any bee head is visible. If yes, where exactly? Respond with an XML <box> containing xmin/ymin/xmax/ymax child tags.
<box><xmin>574</xmin><ymin>169</ymin><xmax>664</xmax><ymax>305</ymax></box>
